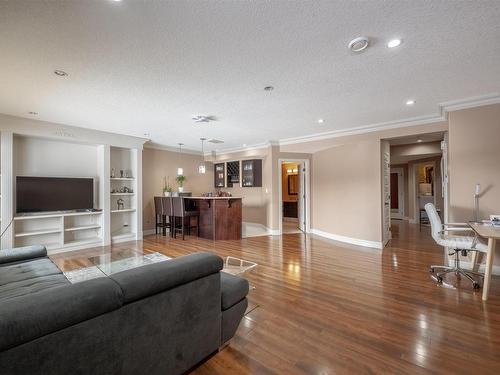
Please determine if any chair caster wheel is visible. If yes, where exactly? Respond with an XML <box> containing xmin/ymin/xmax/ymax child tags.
<box><xmin>473</xmin><ymin>282</ymin><xmax>480</xmax><ymax>290</ymax></box>
<box><xmin>429</xmin><ymin>268</ymin><xmax>435</xmax><ymax>273</ymax></box>
<box><xmin>436</xmin><ymin>276</ymin><xmax>443</xmax><ymax>284</ymax></box>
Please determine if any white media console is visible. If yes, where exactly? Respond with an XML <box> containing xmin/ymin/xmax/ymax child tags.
<box><xmin>0</xmin><ymin>121</ymin><xmax>145</xmax><ymax>253</ymax></box>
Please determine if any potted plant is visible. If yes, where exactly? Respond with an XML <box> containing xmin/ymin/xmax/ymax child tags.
<box><xmin>163</xmin><ymin>176</ymin><xmax>173</xmax><ymax>196</ymax></box>
<box><xmin>176</xmin><ymin>175</ymin><xmax>186</xmax><ymax>193</ymax></box>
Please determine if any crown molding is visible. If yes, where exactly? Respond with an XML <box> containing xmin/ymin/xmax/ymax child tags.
<box><xmin>278</xmin><ymin>92</ymin><xmax>500</xmax><ymax>147</ymax></box>
<box><xmin>279</xmin><ymin>114</ymin><xmax>445</xmax><ymax>146</ymax></box>
<box><xmin>144</xmin><ymin>142</ymin><xmax>201</xmax><ymax>155</ymax></box>
<box><xmin>438</xmin><ymin>92</ymin><xmax>500</xmax><ymax>113</ymax></box>
<box><xmin>205</xmin><ymin>141</ymin><xmax>273</xmax><ymax>156</ymax></box>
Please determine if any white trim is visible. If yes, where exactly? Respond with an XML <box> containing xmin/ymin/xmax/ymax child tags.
<box><xmin>208</xmin><ymin>92</ymin><xmax>500</xmax><ymax>153</ymax></box>
<box><xmin>311</xmin><ymin>228</ymin><xmax>383</xmax><ymax>249</ymax></box>
<box><xmin>206</xmin><ymin>141</ymin><xmax>273</xmax><ymax>156</ymax></box>
<box><xmin>439</xmin><ymin>93</ymin><xmax>500</xmax><ymax>112</ymax></box>
<box><xmin>279</xmin><ymin>114</ymin><xmax>445</xmax><ymax>146</ymax></box>
<box><xmin>277</xmin><ymin>158</ymin><xmax>311</xmax><ymax>235</ymax></box>
<box><xmin>242</xmin><ymin>222</ymin><xmax>277</xmax><ymax>237</ymax></box>
<box><xmin>145</xmin><ymin>142</ymin><xmax>202</xmax><ymax>155</ymax></box>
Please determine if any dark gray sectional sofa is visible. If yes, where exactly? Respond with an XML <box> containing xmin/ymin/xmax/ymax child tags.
<box><xmin>0</xmin><ymin>245</ymin><xmax>249</xmax><ymax>375</ymax></box>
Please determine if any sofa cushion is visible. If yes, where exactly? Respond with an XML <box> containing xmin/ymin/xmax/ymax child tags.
<box><xmin>0</xmin><ymin>277</ymin><xmax>123</xmax><ymax>352</ymax></box>
<box><xmin>0</xmin><ymin>274</ymin><xmax>69</xmax><ymax>303</ymax></box>
<box><xmin>220</xmin><ymin>272</ymin><xmax>249</xmax><ymax>310</ymax></box>
<box><xmin>0</xmin><ymin>245</ymin><xmax>47</xmax><ymax>265</ymax></box>
<box><xmin>0</xmin><ymin>258</ymin><xmax>63</xmax><ymax>285</ymax></box>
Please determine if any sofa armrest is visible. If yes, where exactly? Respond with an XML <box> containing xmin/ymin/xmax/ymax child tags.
<box><xmin>0</xmin><ymin>245</ymin><xmax>47</xmax><ymax>265</ymax></box>
<box><xmin>109</xmin><ymin>252</ymin><xmax>223</xmax><ymax>303</ymax></box>
<box><xmin>0</xmin><ymin>278</ymin><xmax>123</xmax><ymax>351</ymax></box>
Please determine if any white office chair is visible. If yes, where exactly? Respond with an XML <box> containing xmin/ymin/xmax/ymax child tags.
<box><xmin>425</xmin><ymin>203</ymin><xmax>488</xmax><ymax>289</ymax></box>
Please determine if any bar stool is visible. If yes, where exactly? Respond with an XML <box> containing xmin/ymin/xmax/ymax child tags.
<box><xmin>161</xmin><ymin>196</ymin><xmax>173</xmax><ymax>237</ymax></box>
<box><xmin>172</xmin><ymin>197</ymin><xmax>199</xmax><ymax>240</ymax></box>
<box><xmin>154</xmin><ymin>196</ymin><xmax>169</xmax><ymax>235</ymax></box>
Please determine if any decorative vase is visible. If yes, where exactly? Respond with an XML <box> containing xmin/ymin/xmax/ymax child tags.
<box><xmin>178</xmin><ymin>187</ymin><xmax>184</xmax><ymax>193</ymax></box>
<box><xmin>164</xmin><ymin>191</ymin><xmax>171</xmax><ymax>197</ymax></box>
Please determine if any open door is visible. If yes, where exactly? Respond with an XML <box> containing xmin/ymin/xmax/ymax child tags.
<box><xmin>382</xmin><ymin>140</ymin><xmax>391</xmax><ymax>246</ymax></box>
<box><xmin>298</xmin><ymin>163</ymin><xmax>306</xmax><ymax>232</ymax></box>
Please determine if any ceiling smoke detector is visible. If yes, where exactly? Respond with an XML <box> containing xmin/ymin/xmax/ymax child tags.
<box><xmin>348</xmin><ymin>36</ymin><xmax>369</xmax><ymax>52</ymax></box>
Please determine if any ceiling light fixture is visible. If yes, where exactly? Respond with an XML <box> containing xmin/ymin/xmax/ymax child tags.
<box><xmin>406</xmin><ymin>99</ymin><xmax>416</xmax><ymax>105</ymax></box>
<box><xmin>198</xmin><ymin>138</ymin><xmax>207</xmax><ymax>174</ymax></box>
<box><xmin>348</xmin><ymin>36</ymin><xmax>369</xmax><ymax>52</ymax></box>
<box><xmin>387</xmin><ymin>39</ymin><xmax>402</xmax><ymax>48</ymax></box>
<box><xmin>417</xmin><ymin>138</ymin><xmax>423</xmax><ymax>143</ymax></box>
<box><xmin>242</xmin><ymin>144</ymin><xmax>247</xmax><ymax>147</ymax></box>
<box><xmin>54</xmin><ymin>70</ymin><xmax>68</xmax><ymax>77</ymax></box>
<box><xmin>177</xmin><ymin>143</ymin><xmax>184</xmax><ymax>176</ymax></box>
<box><xmin>317</xmin><ymin>119</ymin><xmax>324</xmax><ymax>124</ymax></box>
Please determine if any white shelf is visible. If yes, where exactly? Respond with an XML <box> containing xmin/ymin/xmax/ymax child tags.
<box><xmin>111</xmin><ymin>193</ymin><xmax>135</xmax><ymax>196</ymax></box>
<box><xmin>111</xmin><ymin>208</ymin><xmax>136</xmax><ymax>213</ymax></box>
<box><xmin>15</xmin><ymin>211</ymin><xmax>103</xmax><ymax>220</ymax></box>
<box><xmin>110</xmin><ymin>177</ymin><xmax>135</xmax><ymax>181</ymax></box>
<box><xmin>15</xmin><ymin>228</ymin><xmax>62</xmax><ymax>238</ymax></box>
<box><xmin>63</xmin><ymin>237</ymin><xmax>102</xmax><ymax>248</ymax></box>
<box><xmin>65</xmin><ymin>224</ymin><xmax>101</xmax><ymax>232</ymax></box>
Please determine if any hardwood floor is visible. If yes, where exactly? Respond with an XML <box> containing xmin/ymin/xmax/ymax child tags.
<box><xmin>51</xmin><ymin>221</ymin><xmax>500</xmax><ymax>374</ymax></box>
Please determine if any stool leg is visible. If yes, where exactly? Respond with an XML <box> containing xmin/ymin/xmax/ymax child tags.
<box><xmin>182</xmin><ymin>217</ymin><xmax>185</xmax><ymax>240</ymax></box>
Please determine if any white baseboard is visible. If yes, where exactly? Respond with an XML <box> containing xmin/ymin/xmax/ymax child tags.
<box><xmin>242</xmin><ymin>222</ymin><xmax>278</xmax><ymax>237</ymax></box>
<box><xmin>311</xmin><ymin>228</ymin><xmax>383</xmax><ymax>249</ymax></box>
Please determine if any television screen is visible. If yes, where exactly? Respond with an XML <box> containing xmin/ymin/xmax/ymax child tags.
<box><xmin>16</xmin><ymin>176</ymin><xmax>94</xmax><ymax>213</ymax></box>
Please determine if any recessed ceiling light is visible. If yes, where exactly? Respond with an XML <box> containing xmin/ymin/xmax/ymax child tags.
<box><xmin>317</xmin><ymin>119</ymin><xmax>324</xmax><ymax>124</ymax></box>
<box><xmin>406</xmin><ymin>100</ymin><xmax>416</xmax><ymax>105</ymax></box>
<box><xmin>54</xmin><ymin>70</ymin><xmax>68</xmax><ymax>77</ymax></box>
<box><xmin>264</xmin><ymin>86</ymin><xmax>274</xmax><ymax>91</ymax></box>
<box><xmin>387</xmin><ymin>39</ymin><xmax>402</xmax><ymax>48</ymax></box>
<box><xmin>348</xmin><ymin>36</ymin><xmax>369</xmax><ymax>52</ymax></box>
<box><xmin>28</xmin><ymin>111</ymin><xmax>38</xmax><ymax>115</ymax></box>
<box><xmin>242</xmin><ymin>144</ymin><xmax>247</xmax><ymax>147</ymax></box>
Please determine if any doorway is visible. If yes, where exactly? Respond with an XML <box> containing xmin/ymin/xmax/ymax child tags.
<box><xmin>278</xmin><ymin>159</ymin><xmax>310</xmax><ymax>235</ymax></box>
<box><xmin>390</xmin><ymin>167</ymin><xmax>405</xmax><ymax>219</ymax></box>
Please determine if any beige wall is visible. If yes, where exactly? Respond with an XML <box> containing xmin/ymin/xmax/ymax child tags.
<box><xmin>448</xmin><ymin>103</ymin><xmax>500</xmax><ymax>263</ymax></box>
<box><xmin>312</xmin><ymin>140</ymin><xmax>382</xmax><ymax>243</ymax></box>
<box><xmin>142</xmin><ymin>147</ymin><xmax>213</xmax><ymax>231</ymax></box>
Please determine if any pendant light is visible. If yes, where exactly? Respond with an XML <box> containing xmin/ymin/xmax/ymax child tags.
<box><xmin>177</xmin><ymin>143</ymin><xmax>184</xmax><ymax>176</ymax></box>
<box><xmin>198</xmin><ymin>138</ymin><xmax>207</xmax><ymax>174</ymax></box>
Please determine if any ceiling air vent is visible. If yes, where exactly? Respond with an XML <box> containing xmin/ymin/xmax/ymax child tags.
<box><xmin>192</xmin><ymin>115</ymin><xmax>217</xmax><ymax>123</ymax></box>
<box><xmin>208</xmin><ymin>139</ymin><xmax>224</xmax><ymax>144</ymax></box>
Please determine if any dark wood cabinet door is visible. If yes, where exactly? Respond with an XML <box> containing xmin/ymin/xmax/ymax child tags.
<box><xmin>241</xmin><ymin>159</ymin><xmax>262</xmax><ymax>187</ymax></box>
<box><xmin>214</xmin><ymin>163</ymin><xmax>225</xmax><ymax>188</ymax></box>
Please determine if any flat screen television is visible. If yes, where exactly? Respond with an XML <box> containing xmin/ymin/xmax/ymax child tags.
<box><xmin>16</xmin><ymin>176</ymin><xmax>94</xmax><ymax>213</ymax></box>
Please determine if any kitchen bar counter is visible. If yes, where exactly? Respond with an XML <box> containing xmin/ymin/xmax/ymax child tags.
<box><xmin>185</xmin><ymin>197</ymin><xmax>242</xmax><ymax>240</ymax></box>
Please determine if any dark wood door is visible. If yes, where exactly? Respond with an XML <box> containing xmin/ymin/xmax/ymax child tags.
<box><xmin>390</xmin><ymin>172</ymin><xmax>399</xmax><ymax>209</ymax></box>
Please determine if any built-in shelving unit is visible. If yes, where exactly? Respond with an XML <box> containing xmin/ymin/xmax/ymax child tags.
<box><xmin>0</xmin><ymin>126</ymin><xmax>144</xmax><ymax>253</ymax></box>
<box><xmin>14</xmin><ymin>211</ymin><xmax>103</xmax><ymax>252</ymax></box>
<box><xmin>110</xmin><ymin>147</ymin><xmax>140</xmax><ymax>243</ymax></box>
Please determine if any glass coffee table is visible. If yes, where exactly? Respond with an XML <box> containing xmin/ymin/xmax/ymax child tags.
<box><xmin>63</xmin><ymin>252</ymin><xmax>257</xmax><ymax>284</ymax></box>
<box><xmin>63</xmin><ymin>252</ymin><xmax>171</xmax><ymax>283</ymax></box>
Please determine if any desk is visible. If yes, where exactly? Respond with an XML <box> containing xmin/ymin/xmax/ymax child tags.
<box><xmin>469</xmin><ymin>222</ymin><xmax>499</xmax><ymax>301</ymax></box>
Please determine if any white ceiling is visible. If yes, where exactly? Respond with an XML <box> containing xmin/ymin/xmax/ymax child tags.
<box><xmin>1</xmin><ymin>1</ymin><xmax>499</xmax><ymax>152</ymax></box>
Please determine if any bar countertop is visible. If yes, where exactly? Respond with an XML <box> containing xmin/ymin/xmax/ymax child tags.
<box><xmin>184</xmin><ymin>196</ymin><xmax>242</xmax><ymax>200</ymax></box>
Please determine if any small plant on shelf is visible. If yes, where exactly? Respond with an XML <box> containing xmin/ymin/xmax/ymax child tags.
<box><xmin>163</xmin><ymin>176</ymin><xmax>173</xmax><ymax>196</ymax></box>
<box><xmin>176</xmin><ymin>175</ymin><xmax>186</xmax><ymax>193</ymax></box>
